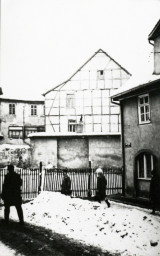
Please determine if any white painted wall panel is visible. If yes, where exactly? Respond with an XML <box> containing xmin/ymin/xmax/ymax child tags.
<box><xmin>110</xmin><ymin>106</ymin><xmax>120</xmax><ymax>114</ymax></box>
<box><xmin>94</xmin><ymin>124</ymin><xmax>101</xmax><ymax>132</ymax></box>
<box><xmin>93</xmin><ymin>107</ymin><xmax>101</xmax><ymax>114</ymax></box>
<box><xmin>93</xmin><ymin>115</ymin><xmax>101</xmax><ymax>123</ymax></box>
<box><xmin>85</xmin><ymin>115</ymin><xmax>92</xmax><ymax>123</ymax></box>
<box><xmin>102</xmin><ymin>115</ymin><xmax>109</xmax><ymax>124</ymax></box>
<box><xmin>102</xmin><ymin>124</ymin><xmax>109</xmax><ymax>132</ymax></box>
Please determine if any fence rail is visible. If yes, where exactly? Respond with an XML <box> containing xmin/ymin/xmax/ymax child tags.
<box><xmin>0</xmin><ymin>167</ymin><xmax>123</xmax><ymax>204</ymax></box>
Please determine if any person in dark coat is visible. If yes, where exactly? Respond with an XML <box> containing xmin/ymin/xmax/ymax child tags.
<box><xmin>149</xmin><ymin>169</ymin><xmax>160</xmax><ymax>214</ymax></box>
<box><xmin>61</xmin><ymin>169</ymin><xmax>71</xmax><ymax>196</ymax></box>
<box><xmin>1</xmin><ymin>164</ymin><xmax>24</xmax><ymax>225</ymax></box>
<box><xmin>94</xmin><ymin>168</ymin><xmax>110</xmax><ymax>207</ymax></box>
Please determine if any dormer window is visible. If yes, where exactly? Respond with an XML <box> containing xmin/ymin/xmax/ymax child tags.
<box><xmin>97</xmin><ymin>70</ymin><xmax>104</xmax><ymax>80</ymax></box>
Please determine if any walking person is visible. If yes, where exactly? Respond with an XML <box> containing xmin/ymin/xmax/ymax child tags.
<box><xmin>94</xmin><ymin>167</ymin><xmax>110</xmax><ymax>207</ymax></box>
<box><xmin>61</xmin><ymin>169</ymin><xmax>72</xmax><ymax>196</ymax></box>
<box><xmin>1</xmin><ymin>164</ymin><xmax>24</xmax><ymax>225</ymax></box>
<box><xmin>149</xmin><ymin>169</ymin><xmax>160</xmax><ymax>214</ymax></box>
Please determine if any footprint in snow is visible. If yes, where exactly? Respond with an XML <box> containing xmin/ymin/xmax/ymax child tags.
<box><xmin>120</xmin><ymin>232</ymin><xmax>128</xmax><ymax>238</ymax></box>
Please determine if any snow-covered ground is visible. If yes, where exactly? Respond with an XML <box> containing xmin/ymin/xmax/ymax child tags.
<box><xmin>1</xmin><ymin>191</ymin><xmax>160</xmax><ymax>256</ymax></box>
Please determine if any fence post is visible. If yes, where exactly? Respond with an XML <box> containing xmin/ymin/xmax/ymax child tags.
<box><xmin>122</xmin><ymin>166</ymin><xmax>125</xmax><ymax>196</ymax></box>
<box><xmin>38</xmin><ymin>162</ymin><xmax>42</xmax><ymax>194</ymax></box>
<box><xmin>88</xmin><ymin>161</ymin><xmax>91</xmax><ymax>198</ymax></box>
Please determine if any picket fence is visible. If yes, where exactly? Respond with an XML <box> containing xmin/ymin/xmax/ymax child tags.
<box><xmin>0</xmin><ymin>167</ymin><xmax>123</xmax><ymax>204</ymax></box>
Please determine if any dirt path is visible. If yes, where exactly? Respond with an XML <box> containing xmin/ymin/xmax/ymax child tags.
<box><xmin>0</xmin><ymin>219</ymin><xmax>120</xmax><ymax>256</ymax></box>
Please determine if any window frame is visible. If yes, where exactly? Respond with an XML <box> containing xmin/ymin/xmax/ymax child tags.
<box><xmin>137</xmin><ymin>152</ymin><xmax>154</xmax><ymax>180</ymax></box>
<box><xmin>9</xmin><ymin>103</ymin><xmax>16</xmax><ymax>115</ymax></box>
<box><xmin>68</xmin><ymin>120</ymin><xmax>77</xmax><ymax>132</ymax></box>
<box><xmin>138</xmin><ymin>94</ymin><xmax>150</xmax><ymax>124</ymax></box>
<box><xmin>97</xmin><ymin>70</ymin><xmax>104</xmax><ymax>80</ymax></box>
<box><xmin>24</xmin><ymin>126</ymin><xmax>45</xmax><ymax>138</ymax></box>
<box><xmin>8</xmin><ymin>126</ymin><xmax>23</xmax><ymax>139</ymax></box>
<box><xmin>31</xmin><ymin>105</ymin><xmax>37</xmax><ymax>116</ymax></box>
<box><xmin>24</xmin><ymin>127</ymin><xmax>37</xmax><ymax>138</ymax></box>
<box><xmin>66</xmin><ymin>94</ymin><xmax>75</xmax><ymax>109</ymax></box>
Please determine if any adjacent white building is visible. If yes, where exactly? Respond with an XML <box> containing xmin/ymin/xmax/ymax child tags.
<box><xmin>29</xmin><ymin>49</ymin><xmax>131</xmax><ymax>168</ymax></box>
<box><xmin>43</xmin><ymin>49</ymin><xmax>130</xmax><ymax>134</ymax></box>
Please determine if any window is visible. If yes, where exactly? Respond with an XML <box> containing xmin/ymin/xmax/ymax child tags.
<box><xmin>68</xmin><ymin>120</ymin><xmax>77</xmax><ymax>132</ymax></box>
<box><xmin>9</xmin><ymin>104</ymin><xmax>15</xmax><ymax>115</ymax></box>
<box><xmin>25</xmin><ymin>127</ymin><xmax>37</xmax><ymax>138</ymax></box>
<box><xmin>97</xmin><ymin>70</ymin><xmax>104</xmax><ymax>80</ymax></box>
<box><xmin>37</xmin><ymin>126</ymin><xmax>45</xmax><ymax>132</ymax></box>
<box><xmin>137</xmin><ymin>152</ymin><xmax>156</xmax><ymax>179</ymax></box>
<box><xmin>31</xmin><ymin>105</ymin><xmax>37</xmax><ymax>115</ymax></box>
<box><xmin>66</xmin><ymin>94</ymin><xmax>75</xmax><ymax>108</ymax></box>
<box><xmin>24</xmin><ymin>126</ymin><xmax>45</xmax><ymax>138</ymax></box>
<box><xmin>9</xmin><ymin>126</ymin><xmax>23</xmax><ymax>139</ymax></box>
<box><xmin>138</xmin><ymin>94</ymin><xmax>150</xmax><ymax>124</ymax></box>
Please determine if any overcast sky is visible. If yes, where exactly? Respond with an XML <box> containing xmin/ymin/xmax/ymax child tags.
<box><xmin>1</xmin><ymin>0</ymin><xmax>160</xmax><ymax>100</ymax></box>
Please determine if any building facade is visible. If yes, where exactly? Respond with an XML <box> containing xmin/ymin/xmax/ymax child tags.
<box><xmin>29</xmin><ymin>49</ymin><xmax>131</xmax><ymax>168</ymax></box>
<box><xmin>44</xmin><ymin>49</ymin><xmax>130</xmax><ymax>134</ymax></box>
<box><xmin>0</xmin><ymin>98</ymin><xmax>45</xmax><ymax>166</ymax></box>
<box><xmin>112</xmin><ymin>20</ymin><xmax>160</xmax><ymax>199</ymax></box>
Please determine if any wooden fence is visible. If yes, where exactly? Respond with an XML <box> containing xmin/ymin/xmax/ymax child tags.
<box><xmin>0</xmin><ymin>167</ymin><xmax>123</xmax><ymax>204</ymax></box>
<box><xmin>43</xmin><ymin>168</ymin><xmax>123</xmax><ymax>198</ymax></box>
<box><xmin>0</xmin><ymin>167</ymin><xmax>40</xmax><ymax>204</ymax></box>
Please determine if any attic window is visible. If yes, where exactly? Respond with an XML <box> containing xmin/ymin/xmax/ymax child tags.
<box><xmin>66</xmin><ymin>94</ymin><xmax>75</xmax><ymax>108</ymax></box>
<box><xmin>97</xmin><ymin>70</ymin><xmax>104</xmax><ymax>80</ymax></box>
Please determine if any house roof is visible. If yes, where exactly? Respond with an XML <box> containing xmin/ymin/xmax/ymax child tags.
<box><xmin>43</xmin><ymin>49</ymin><xmax>131</xmax><ymax>96</ymax></box>
<box><xmin>0</xmin><ymin>97</ymin><xmax>44</xmax><ymax>104</ymax></box>
<box><xmin>111</xmin><ymin>74</ymin><xmax>160</xmax><ymax>101</ymax></box>
<box><xmin>28</xmin><ymin>131</ymin><xmax>121</xmax><ymax>138</ymax></box>
<box><xmin>148</xmin><ymin>19</ymin><xmax>160</xmax><ymax>40</ymax></box>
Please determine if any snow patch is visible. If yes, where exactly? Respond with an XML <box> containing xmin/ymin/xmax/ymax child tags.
<box><xmin>1</xmin><ymin>191</ymin><xmax>160</xmax><ymax>256</ymax></box>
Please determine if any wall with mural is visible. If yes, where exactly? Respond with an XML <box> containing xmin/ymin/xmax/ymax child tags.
<box><xmin>29</xmin><ymin>135</ymin><xmax>122</xmax><ymax>168</ymax></box>
<box><xmin>0</xmin><ymin>144</ymin><xmax>31</xmax><ymax>168</ymax></box>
